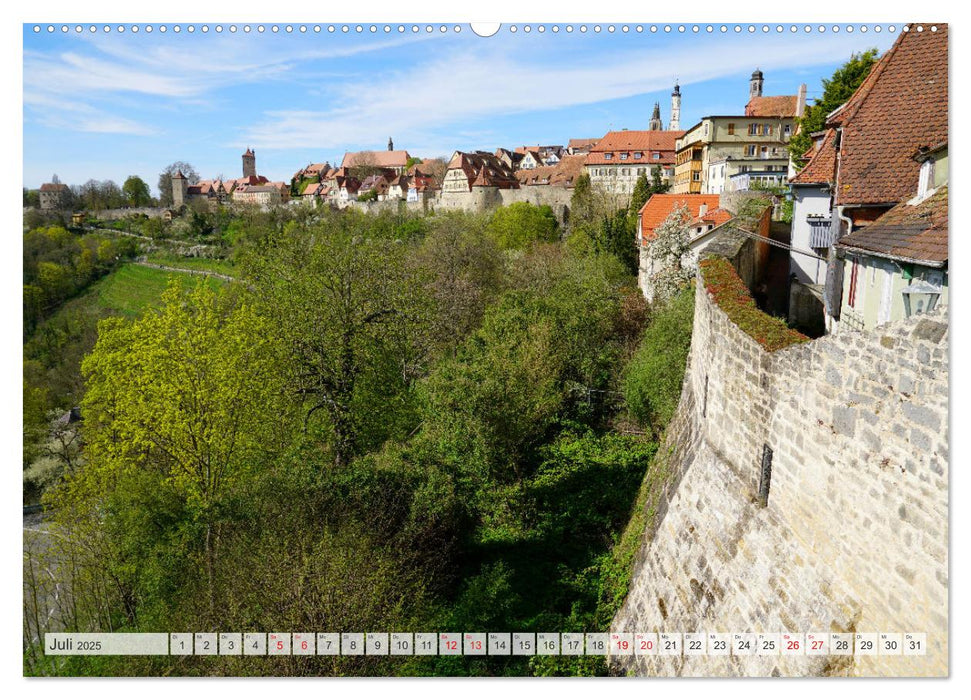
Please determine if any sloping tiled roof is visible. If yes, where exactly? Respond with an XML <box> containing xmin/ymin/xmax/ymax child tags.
<box><xmin>745</xmin><ymin>95</ymin><xmax>799</xmax><ymax>117</ymax></box>
<box><xmin>587</xmin><ymin>130</ymin><xmax>684</xmax><ymax>165</ymax></box>
<box><xmin>638</xmin><ymin>194</ymin><xmax>726</xmax><ymax>245</ymax></box>
<box><xmin>516</xmin><ymin>154</ymin><xmax>588</xmax><ymax>187</ymax></box>
<box><xmin>447</xmin><ymin>151</ymin><xmax>519</xmax><ymax>189</ymax></box>
<box><xmin>836</xmin><ymin>186</ymin><xmax>947</xmax><ymax>265</ymax></box>
<box><xmin>40</xmin><ymin>183</ymin><xmax>69</xmax><ymax>192</ymax></box>
<box><xmin>568</xmin><ymin>138</ymin><xmax>600</xmax><ymax>150</ymax></box>
<box><xmin>341</xmin><ymin>150</ymin><xmax>411</xmax><ymax>169</ymax></box>
<box><xmin>790</xmin><ymin>128</ymin><xmax>839</xmax><ymax>185</ymax></box>
<box><xmin>835</xmin><ymin>24</ymin><xmax>948</xmax><ymax>206</ymax></box>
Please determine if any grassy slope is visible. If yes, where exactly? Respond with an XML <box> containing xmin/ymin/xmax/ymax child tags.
<box><xmin>141</xmin><ymin>252</ymin><xmax>237</xmax><ymax>277</ymax></box>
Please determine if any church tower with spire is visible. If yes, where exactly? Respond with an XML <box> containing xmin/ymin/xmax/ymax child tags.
<box><xmin>388</xmin><ymin>137</ymin><xmax>394</xmax><ymax>151</ymax></box>
<box><xmin>669</xmin><ymin>82</ymin><xmax>681</xmax><ymax>131</ymax></box>
<box><xmin>648</xmin><ymin>102</ymin><xmax>663</xmax><ymax>131</ymax></box>
<box><xmin>750</xmin><ymin>68</ymin><xmax>764</xmax><ymax>99</ymax></box>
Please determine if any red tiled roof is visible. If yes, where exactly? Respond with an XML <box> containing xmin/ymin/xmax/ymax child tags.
<box><xmin>745</xmin><ymin>95</ymin><xmax>799</xmax><ymax>117</ymax></box>
<box><xmin>568</xmin><ymin>138</ymin><xmax>600</xmax><ymax>150</ymax></box>
<box><xmin>341</xmin><ymin>150</ymin><xmax>411</xmax><ymax>169</ymax></box>
<box><xmin>587</xmin><ymin>130</ymin><xmax>684</xmax><ymax>165</ymax></box>
<box><xmin>638</xmin><ymin>194</ymin><xmax>726</xmax><ymax>245</ymax></box>
<box><xmin>834</xmin><ymin>24</ymin><xmax>948</xmax><ymax>206</ymax></box>
<box><xmin>39</xmin><ymin>183</ymin><xmax>69</xmax><ymax>192</ymax></box>
<box><xmin>516</xmin><ymin>154</ymin><xmax>587</xmax><ymax>187</ymax></box>
<box><xmin>447</xmin><ymin>151</ymin><xmax>519</xmax><ymax>190</ymax></box>
<box><xmin>790</xmin><ymin>128</ymin><xmax>839</xmax><ymax>185</ymax></box>
<box><xmin>836</xmin><ymin>186</ymin><xmax>947</xmax><ymax>264</ymax></box>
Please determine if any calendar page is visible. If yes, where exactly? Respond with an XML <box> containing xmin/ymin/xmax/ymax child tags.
<box><xmin>20</xmin><ymin>5</ymin><xmax>950</xmax><ymax>685</ymax></box>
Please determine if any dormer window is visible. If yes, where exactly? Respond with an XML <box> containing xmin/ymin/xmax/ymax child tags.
<box><xmin>604</xmin><ymin>153</ymin><xmax>613</xmax><ymax>160</ymax></box>
<box><xmin>917</xmin><ymin>158</ymin><xmax>936</xmax><ymax>200</ymax></box>
<box><xmin>634</xmin><ymin>152</ymin><xmax>643</xmax><ymax>159</ymax></box>
<box><xmin>620</xmin><ymin>153</ymin><xmax>628</xmax><ymax>160</ymax></box>
<box><xmin>653</xmin><ymin>152</ymin><xmax>661</xmax><ymax>160</ymax></box>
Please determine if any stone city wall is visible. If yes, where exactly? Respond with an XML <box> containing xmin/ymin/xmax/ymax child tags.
<box><xmin>611</xmin><ymin>257</ymin><xmax>948</xmax><ymax>677</ymax></box>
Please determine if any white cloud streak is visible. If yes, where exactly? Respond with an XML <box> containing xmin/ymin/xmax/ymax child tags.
<box><xmin>240</xmin><ymin>31</ymin><xmax>886</xmax><ymax>152</ymax></box>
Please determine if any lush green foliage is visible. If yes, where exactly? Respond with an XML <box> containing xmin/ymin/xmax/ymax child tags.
<box><xmin>486</xmin><ymin>202</ymin><xmax>559</xmax><ymax>250</ymax></box>
<box><xmin>27</xmin><ymin>204</ymin><xmax>697</xmax><ymax>677</ymax></box>
<box><xmin>23</xmin><ymin>226</ymin><xmax>137</xmax><ymax>336</ymax></box>
<box><xmin>122</xmin><ymin>176</ymin><xmax>153</xmax><ymax>207</ymax></box>
<box><xmin>623</xmin><ymin>286</ymin><xmax>695</xmax><ymax>434</ymax></box>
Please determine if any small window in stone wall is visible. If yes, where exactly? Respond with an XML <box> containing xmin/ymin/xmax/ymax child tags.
<box><xmin>758</xmin><ymin>444</ymin><xmax>773</xmax><ymax>507</ymax></box>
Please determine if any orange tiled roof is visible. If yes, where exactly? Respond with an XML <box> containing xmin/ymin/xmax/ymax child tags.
<box><xmin>638</xmin><ymin>194</ymin><xmax>726</xmax><ymax>245</ymax></box>
<box><xmin>790</xmin><ymin>128</ymin><xmax>838</xmax><ymax>185</ymax></box>
<box><xmin>587</xmin><ymin>130</ymin><xmax>684</xmax><ymax>165</ymax></box>
<box><xmin>341</xmin><ymin>150</ymin><xmax>411</xmax><ymax>169</ymax></box>
<box><xmin>745</xmin><ymin>95</ymin><xmax>799</xmax><ymax>117</ymax></box>
<box><xmin>834</xmin><ymin>23</ymin><xmax>948</xmax><ymax>206</ymax></box>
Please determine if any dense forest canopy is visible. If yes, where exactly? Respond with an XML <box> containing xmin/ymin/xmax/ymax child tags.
<box><xmin>24</xmin><ymin>199</ymin><xmax>695</xmax><ymax>677</ymax></box>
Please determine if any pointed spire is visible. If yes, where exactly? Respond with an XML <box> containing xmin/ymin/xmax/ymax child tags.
<box><xmin>649</xmin><ymin>102</ymin><xmax>663</xmax><ymax>131</ymax></box>
<box><xmin>388</xmin><ymin>136</ymin><xmax>394</xmax><ymax>151</ymax></box>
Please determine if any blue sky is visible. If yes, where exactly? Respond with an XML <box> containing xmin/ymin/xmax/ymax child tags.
<box><xmin>23</xmin><ymin>23</ymin><xmax>898</xmax><ymax>193</ymax></box>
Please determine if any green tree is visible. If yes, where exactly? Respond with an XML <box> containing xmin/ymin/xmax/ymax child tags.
<box><xmin>243</xmin><ymin>212</ymin><xmax>430</xmax><ymax>467</ymax></box>
<box><xmin>628</xmin><ymin>173</ymin><xmax>651</xmax><ymax>219</ymax></box>
<box><xmin>789</xmin><ymin>49</ymin><xmax>879</xmax><ymax>165</ymax></box>
<box><xmin>23</xmin><ymin>188</ymin><xmax>40</xmax><ymax>208</ymax></box>
<box><xmin>623</xmin><ymin>285</ymin><xmax>695</xmax><ymax>435</ymax></box>
<box><xmin>486</xmin><ymin>202</ymin><xmax>559</xmax><ymax>250</ymax></box>
<box><xmin>60</xmin><ymin>281</ymin><xmax>294</xmax><ymax>617</ymax></box>
<box><xmin>122</xmin><ymin>175</ymin><xmax>152</xmax><ymax>207</ymax></box>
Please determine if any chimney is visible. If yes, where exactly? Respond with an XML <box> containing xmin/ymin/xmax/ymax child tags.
<box><xmin>699</xmin><ymin>203</ymin><xmax>708</xmax><ymax>216</ymax></box>
<box><xmin>796</xmin><ymin>83</ymin><xmax>807</xmax><ymax>118</ymax></box>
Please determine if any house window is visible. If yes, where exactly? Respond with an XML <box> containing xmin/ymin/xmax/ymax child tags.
<box><xmin>748</xmin><ymin>123</ymin><xmax>758</xmax><ymax>135</ymax></box>
<box><xmin>747</xmin><ymin>145</ymin><xmax>757</xmax><ymax>157</ymax></box>
<box><xmin>653</xmin><ymin>152</ymin><xmax>661</xmax><ymax>160</ymax></box>
<box><xmin>728</xmin><ymin>123</ymin><xmax>735</xmax><ymax>135</ymax></box>
<box><xmin>634</xmin><ymin>152</ymin><xmax>643</xmax><ymax>159</ymax></box>
<box><xmin>620</xmin><ymin>153</ymin><xmax>628</xmax><ymax>160</ymax></box>
<box><xmin>692</xmin><ymin>172</ymin><xmax>701</xmax><ymax>181</ymax></box>
<box><xmin>604</xmin><ymin>153</ymin><xmax>613</xmax><ymax>160</ymax></box>
<box><xmin>784</xmin><ymin>124</ymin><xmax>791</xmax><ymax>137</ymax></box>
<box><xmin>918</xmin><ymin>158</ymin><xmax>936</xmax><ymax>199</ymax></box>
<box><xmin>848</xmin><ymin>257</ymin><xmax>860</xmax><ymax>308</ymax></box>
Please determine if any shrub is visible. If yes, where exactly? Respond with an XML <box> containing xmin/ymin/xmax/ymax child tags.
<box><xmin>623</xmin><ymin>286</ymin><xmax>695</xmax><ymax>432</ymax></box>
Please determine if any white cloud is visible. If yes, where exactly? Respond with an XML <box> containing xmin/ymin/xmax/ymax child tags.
<box><xmin>239</xmin><ymin>31</ymin><xmax>885</xmax><ymax>152</ymax></box>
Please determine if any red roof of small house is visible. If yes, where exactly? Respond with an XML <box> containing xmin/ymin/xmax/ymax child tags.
<box><xmin>341</xmin><ymin>150</ymin><xmax>411</xmax><ymax>170</ymax></box>
<box><xmin>586</xmin><ymin>130</ymin><xmax>684</xmax><ymax>165</ymax></box>
<box><xmin>39</xmin><ymin>183</ymin><xmax>69</xmax><ymax>192</ymax></box>
<box><xmin>745</xmin><ymin>95</ymin><xmax>800</xmax><ymax>117</ymax></box>
<box><xmin>447</xmin><ymin>151</ymin><xmax>519</xmax><ymax>190</ymax></box>
<box><xmin>638</xmin><ymin>194</ymin><xmax>727</xmax><ymax>245</ymax></box>
<box><xmin>568</xmin><ymin>138</ymin><xmax>600</xmax><ymax>150</ymax></box>
<box><xmin>836</xmin><ymin>186</ymin><xmax>947</xmax><ymax>264</ymax></box>
<box><xmin>832</xmin><ymin>23</ymin><xmax>948</xmax><ymax>207</ymax></box>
